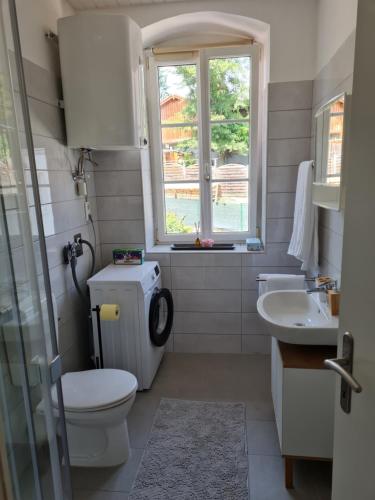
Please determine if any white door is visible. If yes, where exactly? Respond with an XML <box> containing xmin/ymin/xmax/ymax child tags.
<box><xmin>329</xmin><ymin>1</ymin><xmax>375</xmax><ymax>499</ymax></box>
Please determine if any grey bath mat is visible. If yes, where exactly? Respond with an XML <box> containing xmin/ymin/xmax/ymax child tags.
<box><xmin>129</xmin><ymin>399</ymin><xmax>248</xmax><ymax>500</ymax></box>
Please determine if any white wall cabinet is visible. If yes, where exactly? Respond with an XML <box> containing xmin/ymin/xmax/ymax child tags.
<box><xmin>271</xmin><ymin>338</ymin><xmax>336</xmax><ymax>487</ymax></box>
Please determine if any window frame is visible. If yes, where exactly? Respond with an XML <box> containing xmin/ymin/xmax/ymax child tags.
<box><xmin>147</xmin><ymin>45</ymin><xmax>260</xmax><ymax>243</ymax></box>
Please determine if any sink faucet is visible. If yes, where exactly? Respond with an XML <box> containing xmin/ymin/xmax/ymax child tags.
<box><xmin>307</xmin><ymin>280</ymin><xmax>337</xmax><ymax>295</ymax></box>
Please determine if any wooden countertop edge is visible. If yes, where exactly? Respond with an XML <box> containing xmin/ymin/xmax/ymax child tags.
<box><xmin>277</xmin><ymin>340</ymin><xmax>337</xmax><ymax>370</ymax></box>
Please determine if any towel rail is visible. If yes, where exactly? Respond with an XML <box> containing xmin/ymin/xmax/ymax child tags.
<box><xmin>256</xmin><ymin>277</ymin><xmax>316</xmax><ymax>282</ymax></box>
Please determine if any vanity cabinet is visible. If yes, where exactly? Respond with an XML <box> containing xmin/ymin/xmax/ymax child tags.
<box><xmin>271</xmin><ymin>338</ymin><xmax>336</xmax><ymax>487</ymax></box>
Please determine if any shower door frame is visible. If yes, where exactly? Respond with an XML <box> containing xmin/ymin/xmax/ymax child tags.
<box><xmin>0</xmin><ymin>0</ymin><xmax>73</xmax><ymax>498</ymax></box>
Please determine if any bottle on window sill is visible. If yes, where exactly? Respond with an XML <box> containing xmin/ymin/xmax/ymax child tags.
<box><xmin>194</xmin><ymin>222</ymin><xmax>201</xmax><ymax>247</ymax></box>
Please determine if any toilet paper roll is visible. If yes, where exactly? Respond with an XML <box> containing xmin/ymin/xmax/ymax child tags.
<box><xmin>100</xmin><ymin>304</ymin><xmax>120</xmax><ymax>321</ymax></box>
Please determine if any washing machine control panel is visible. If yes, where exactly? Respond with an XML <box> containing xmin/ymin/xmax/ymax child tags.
<box><xmin>141</xmin><ymin>264</ymin><xmax>161</xmax><ymax>292</ymax></box>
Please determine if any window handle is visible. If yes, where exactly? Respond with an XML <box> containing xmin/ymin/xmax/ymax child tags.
<box><xmin>204</xmin><ymin>163</ymin><xmax>210</xmax><ymax>181</ymax></box>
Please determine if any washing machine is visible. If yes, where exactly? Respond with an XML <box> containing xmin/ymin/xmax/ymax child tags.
<box><xmin>87</xmin><ymin>262</ymin><xmax>173</xmax><ymax>390</ymax></box>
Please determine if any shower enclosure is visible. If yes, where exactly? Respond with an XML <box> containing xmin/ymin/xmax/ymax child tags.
<box><xmin>0</xmin><ymin>0</ymin><xmax>71</xmax><ymax>498</ymax></box>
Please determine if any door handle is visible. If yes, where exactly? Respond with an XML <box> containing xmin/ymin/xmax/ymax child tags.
<box><xmin>324</xmin><ymin>332</ymin><xmax>362</xmax><ymax>413</ymax></box>
<box><xmin>324</xmin><ymin>357</ymin><xmax>362</xmax><ymax>393</ymax></box>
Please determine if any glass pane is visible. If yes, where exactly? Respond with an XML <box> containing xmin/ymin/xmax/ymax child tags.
<box><xmin>211</xmin><ymin>123</ymin><xmax>249</xmax><ymax>179</ymax></box>
<box><xmin>209</xmin><ymin>56</ymin><xmax>251</xmax><ymax>121</ymax></box>
<box><xmin>164</xmin><ymin>183</ymin><xmax>200</xmax><ymax>234</ymax></box>
<box><xmin>326</xmin><ymin>98</ymin><xmax>344</xmax><ymax>185</ymax></box>
<box><xmin>0</xmin><ymin>5</ymin><xmax>69</xmax><ymax>499</ymax></box>
<box><xmin>158</xmin><ymin>65</ymin><xmax>197</xmax><ymax>124</ymax></box>
<box><xmin>212</xmin><ymin>181</ymin><xmax>248</xmax><ymax>232</ymax></box>
<box><xmin>162</xmin><ymin>126</ymin><xmax>199</xmax><ymax>181</ymax></box>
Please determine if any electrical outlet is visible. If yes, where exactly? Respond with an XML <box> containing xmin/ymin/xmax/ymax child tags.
<box><xmin>84</xmin><ymin>201</ymin><xmax>91</xmax><ymax>222</ymax></box>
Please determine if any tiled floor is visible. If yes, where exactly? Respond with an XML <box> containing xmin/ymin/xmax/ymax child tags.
<box><xmin>72</xmin><ymin>353</ymin><xmax>332</xmax><ymax>499</ymax></box>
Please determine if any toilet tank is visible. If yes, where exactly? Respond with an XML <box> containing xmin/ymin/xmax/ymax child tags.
<box><xmin>58</xmin><ymin>13</ymin><xmax>147</xmax><ymax>150</ymax></box>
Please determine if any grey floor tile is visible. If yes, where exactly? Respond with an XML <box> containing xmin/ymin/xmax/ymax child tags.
<box><xmin>73</xmin><ymin>490</ymin><xmax>128</xmax><ymax>500</ymax></box>
<box><xmin>127</xmin><ymin>411</ymin><xmax>155</xmax><ymax>449</ymax></box>
<box><xmin>245</xmin><ymin>398</ymin><xmax>275</xmax><ymax>421</ymax></box>
<box><xmin>246</xmin><ymin>420</ymin><xmax>281</xmax><ymax>455</ymax></box>
<box><xmin>249</xmin><ymin>455</ymin><xmax>331</xmax><ymax>500</ymax></box>
<box><xmin>151</xmin><ymin>353</ymin><xmax>268</xmax><ymax>401</ymax></box>
<box><xmin>69</xmin><ymin>353</ymin><xmax>330</xmax><ymax>499</ymax></box>
<box><xmin>71</xmin><ymin>448</ymin><xmax>143</xmax><ymax>492</ymax></box>
<box><xmin>130</xmin><ymin>390</ymin><xmax>161</xmax><ymax>416</ymax></box>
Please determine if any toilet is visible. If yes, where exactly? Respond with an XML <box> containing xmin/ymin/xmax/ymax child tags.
<box><xmin>52</xmin><ymin>368</ymin><xmax>137</xmax><ymax>467</ymax></box>
<box><xmin>40</xmin><ymin>295</ymin><xmax>138</xmax><ymax>467</ymax></box>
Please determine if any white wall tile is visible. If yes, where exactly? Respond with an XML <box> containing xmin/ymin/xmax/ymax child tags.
<box><xmin>242</xmin><ymin>244</ymin><xmax>300</xmax><ymax>267</ymax></box>
<box><xmin>96</xmin><ymin>196</ymin><xmax>144</xmax><ymax>221</ymax></box>
<box><xmin>319</xmin><ymin>226</ymin><xmax>343</xmax><ymax>273</ymax></box>
<box><xmin>160</xmin><ymin>266</ymin><xmax>171</xmax><ymax>289</ymax></box>
<box><xmin>93</xmin><ymin>150</ymin><xmax>141</xmax><ymax>171</ymax></box>
<box><xmin>266</xmin><ymin>219</ymin><xmax>294</xmax><ymax>243</ymax></box>
<box><xmin>173</xmin><ymin>312</ymin><xmax>241</xmax><ymax>335</ymax></box>
<box><xmin>144</xmin><ymin>253</ymin><xmax>171</xmax><ymax>267</ymax></box>
<box><xmin>94</xmin><ymin>171</ymin><xmax>142</xmax><ymax>196</ymax></box>
<box><xmin>268</xmin><ymin>80</ymin><xmax>313</xmax><ymax>111</ymax></box>
<box><xmin>319</xmin><ymin>208</ymin><xmax>344</xmax><ymax>236</ymax></box>
<box><xmin>241</xmin><ymin>291</ymin><xmax>259</xmax><ymax>313</ymax></box>
<box><xmin>267</xmin><ymin>193</ymin><xmax>295</xmax><ymax>219</ymax></box>
<box><xmin>267</xmin><ymin>138</ymin><xmax>311</xmax><ymax>167</ymax></box>
<box><xmin>98</xmin><ymin>220</ymin><xmax>146</xmax><ymax>244</ymax></box>
<box><xmin>171</xmin><ymin>266</ymin><xmax>241</xmax><ymax>290</ymax></box>
<box><xmin>242</xmin><ymin>313</ymin><xmax>268</xmax><ymax>335</ymax></box>
<box><xmin>171</xmin><ymin>252</ymin><xmax>241</xmax><ymax>267</ymax></box>
<box><xmin>41</xmin><ymin>199</ymin><xmax>87</xmax><ymax>237</ymax></box>
<box><xmin>267</xmin><ymin>165</ymin><xmax>298</xmax><ymax>193</ymax></box>
<box><xmin>20</xmin><ymin>134</ymin><xmax>73</xmax><ymax>172</ymax></box>
<box><xmin>173</xmin><ymin>290</ymin><xmax>241</xmax><ymax>313</ymax></box>
<box><xmin>14</xmin><ymin>95</ymin><xmax>64</xmax><ymax>139</ymax></box>
<box><xmin>268</xmin><ymin>109</ymin><xmax>311</xmax><ymax>139</ymax></box>
<box><xmin>242</xmin><ymin>335</ymin><xmax>271</xmax><ymax>354</ymax></box>
<box><xmin>174</xmin><ymin>334</ymin><xmax>241</xmax><ymax>354</ymax></box>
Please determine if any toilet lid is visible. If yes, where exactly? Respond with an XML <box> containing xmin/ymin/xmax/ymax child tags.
<box><xmin>52</xmin><ymin>369</ymin><xmax>138</xmax><ymax>412</ymax></box>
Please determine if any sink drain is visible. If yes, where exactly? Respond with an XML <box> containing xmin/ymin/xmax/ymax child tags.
<box><xmin>294</xmin><ymin>322</ymin><xmax>306</xmax><ymax>327</ymax></box>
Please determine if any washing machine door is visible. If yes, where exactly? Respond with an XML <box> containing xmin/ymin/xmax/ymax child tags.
<box><xmin>149</xmin><ymin>288</ymin><xmax>173</xmax><ymax>347</ymax></box>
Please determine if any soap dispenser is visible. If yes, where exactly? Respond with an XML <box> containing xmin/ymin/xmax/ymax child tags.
<box><xmin>327</xmin><ymin>282</ymin><xmax>340</xmax><ymax>316</ymax></box>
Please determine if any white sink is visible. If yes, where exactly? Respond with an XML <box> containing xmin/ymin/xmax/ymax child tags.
<box><xmin>257</xmin><ymin>290</ymin><xmax>338</xmax><ymax>345</ymax></box>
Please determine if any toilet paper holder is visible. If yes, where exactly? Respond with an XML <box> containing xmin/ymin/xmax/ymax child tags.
<box><xmin>92</xmin><ymin>304</ymin><xmax>120</xmax><ymax>369</ymax></box>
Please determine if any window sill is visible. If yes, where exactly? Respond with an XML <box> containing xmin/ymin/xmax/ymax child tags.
<box><xmin>146</xmin><ymin>244</ymin><xmax>265</xmax><ymax>254</ymax></box>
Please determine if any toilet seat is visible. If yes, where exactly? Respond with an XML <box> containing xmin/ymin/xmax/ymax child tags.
<box><xmin>52</xmin><ymin>369</ymin><xmax>138</xmax><ymax>413</ymax></box>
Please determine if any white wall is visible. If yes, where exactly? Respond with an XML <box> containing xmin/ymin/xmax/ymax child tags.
<box><xmin>315</xmin><ymin>0</ymin><xmax>358</xmax><ymax>75</ymax></box>
<box><xmin>84</xmin><ymin>0</ymin><xmax>317</xmax><ymax>83</ymax></box>
<box><xmin>14</xmin><ymin>0</ymin><xmax>74</xmax><ymax>73</ymax></box>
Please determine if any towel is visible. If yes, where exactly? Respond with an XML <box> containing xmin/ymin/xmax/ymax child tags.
<box><xmin>287</xmin><ymin>160</ymin><xmax>318</xmax><ymax>272</ymax></box>
<box><xmin>258</xmin><ymin>274</ymin><xmax>305</xmax><ymax>296</ymax></box>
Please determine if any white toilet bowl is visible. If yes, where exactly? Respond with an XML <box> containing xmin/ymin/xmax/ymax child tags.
<box><xmin>51</xmin><ymin>368</ymin><xmax>138</xmax><ymax>467</ymax></box>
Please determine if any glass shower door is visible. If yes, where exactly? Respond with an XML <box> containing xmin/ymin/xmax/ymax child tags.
<box><xmin>0</xmin><ymin>1</ymin><xmax>71</xmax><ymax>498</ymax></box>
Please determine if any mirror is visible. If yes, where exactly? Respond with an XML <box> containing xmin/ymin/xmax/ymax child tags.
<box><xmin>313</xmin><ymin>93</ymin><xmax>349</xmax><ymax>210</ymax></box>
